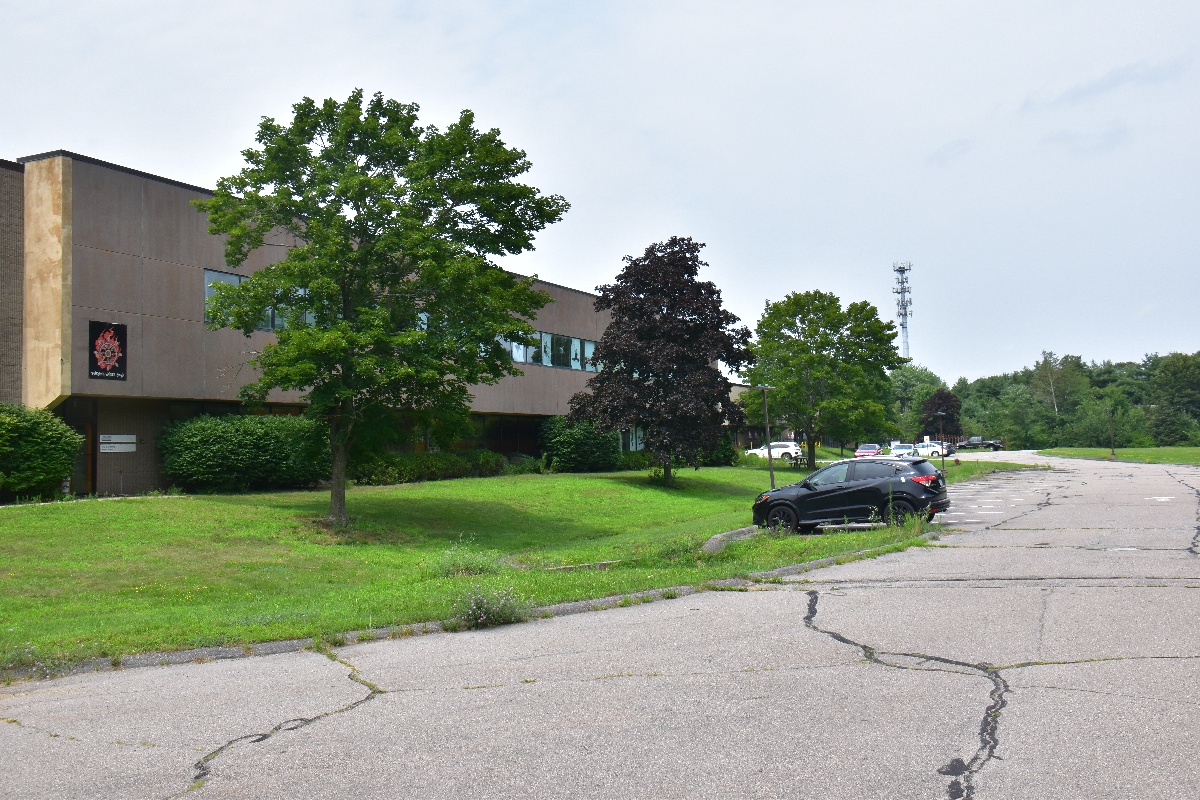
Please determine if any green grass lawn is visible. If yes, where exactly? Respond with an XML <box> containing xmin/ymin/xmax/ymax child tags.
<box><xmin>1039</xmin><ymin>447</ymin><xmax>1200</xmax><ymax>465</ymax></box>
<box><xmin>1</xmin><ymin>461</ymin><xmax>1031</xmax><ymax>675</ymax></box>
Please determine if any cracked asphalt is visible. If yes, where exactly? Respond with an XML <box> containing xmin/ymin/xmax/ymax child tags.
<box><xmin>3</xmin><ymin>452</ymin><xmax>1199</xmax><ymax>799</ymax></box>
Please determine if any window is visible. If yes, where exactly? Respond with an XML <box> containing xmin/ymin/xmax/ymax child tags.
<box><xmin>204</xmin><ymin>269</ymin><xmax>272</xmax><ymax>330</ymax></box>
<box><xmin>519</xmin><ymin>330</ymin><xmax>602</xmax><ymax>371</ymax></box>
<box><xmin>547</xmin><ymin>334</ymin><xmax>571</xmax><ymax>368</ymax></box>
<box><xmin>852</xmin><ymin>461</ymin><xmax>896</xmax><ymax>481</ymax></box>
<box><xmin>808</xmin><ymin>462</ymin><xmax>849</xmax><ymax>487</ymax></box>
<box><xmin>203</xmin><ymin>270</ymin><xmax>240</xmax><ymax>324</ymax></box>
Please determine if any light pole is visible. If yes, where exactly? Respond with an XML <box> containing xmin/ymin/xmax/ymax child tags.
<box><xmin>757</xmin><ymin>385</ymin><xmax>777</xmax><ymax>489</ymax></box>
<box><xmin>935</xmin><ymin>410</ymin><xmax>946</xmax><ymax>472</ymax></box>
<box><xmin>1109</xmin><ymin>406</ymin><xmax>1116</xmax><ymax>457</ymax></box>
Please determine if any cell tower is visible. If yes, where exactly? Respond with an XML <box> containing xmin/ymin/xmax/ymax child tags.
<box><xmin>892</xmin><ymin>261</ymin><xmax>913</xmax><ymax>359</ymax></box>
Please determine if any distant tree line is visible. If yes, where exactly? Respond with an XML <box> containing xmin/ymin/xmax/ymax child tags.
<box><xmin>891</xmin><ymin>351</ymin><xmax>1200</xmax><ymax>449</ymax></box>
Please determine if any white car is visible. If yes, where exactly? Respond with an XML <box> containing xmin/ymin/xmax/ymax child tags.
<box><xmin>890</xmin><ymin>443</ymin><xmax>916</xmax><ymax>457</ymax></box>
<box><xmin>913</xmin><ymin>441</ymin><xmax>945</xmax><ymax>458</ymax></box>
<box><xmin>745</xmin><ymin>441</ymin><xmax>803</xmax><ymax>461</ymax></box>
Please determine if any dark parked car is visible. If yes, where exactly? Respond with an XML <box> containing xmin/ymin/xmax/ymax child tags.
<box><xmin>752</xmin><ymin>457</ymin><xmax>950</xmax><ymax>532</ymax></box>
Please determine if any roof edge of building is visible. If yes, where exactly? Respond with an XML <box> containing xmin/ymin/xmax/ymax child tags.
<box><xmin>0</xmin><ymin>158</ymin><xmax>23</xmax><ymax>173</ymax></box>
<box><xmin>16</xmin><ymin>150</ymin><xmax>214</xmax><ymax>195</ymax></box>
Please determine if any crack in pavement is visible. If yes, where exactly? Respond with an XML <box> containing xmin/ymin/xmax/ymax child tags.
<box><xmin>801</xmin><ymin>590</ymin><xmax>1200</xmax><ymax>800</ymax></box>
<box><xmin>803</xmin><ymin>590</ymin><xmax>1007</xmax><ymax>800</ymax></box>
<box><xmin>169</xmin><ymin>652</ymin><xmax>384</xmax><ymax>798</ymax></box>
<box><xmin>1162</xmin><ymin>469</ymin><xmax>1200</xmax><ymax>556</ymax></box>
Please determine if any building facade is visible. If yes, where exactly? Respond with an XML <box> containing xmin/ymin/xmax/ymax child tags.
<box><xmin>0</xmin><ymin>151</ymin><xmax>609</xmax><ymax>495</ymax></box>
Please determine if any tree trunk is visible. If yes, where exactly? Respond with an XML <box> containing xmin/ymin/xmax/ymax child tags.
<box><xmin>806</xmin><ymin>437</ymin><xmax>817</xmax><ymax>470</ymax></box>
<box><xmin>327</xmin><ymin>401</ymin><xmax>352</xmax><ymax>526</ymax></box>
<box><xmin>662</xmin><ymin>455</ymin><xmax>673</xmax><ymax>484</ymax></box>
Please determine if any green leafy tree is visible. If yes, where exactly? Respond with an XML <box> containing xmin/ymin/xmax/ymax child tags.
<box><xmin>1149</xmin><ymin>351</ymin><xmax>1200</xmax><ymax>422</ymax></box>
<box><xmin>744</xmin><ymin>291</ymin><xmax>903</xmax><ymax>469</ymax></box>
<box><xmin>890</xmin><ymin>364</ymin><xmax>946</xmax><ymax>440</ymax></box>
<box><xmin>198</xmin><ymin>90</ymin><xmax>568</xmax><ymax>523</ymax></box>
<box><xmin>569</xmin><ymin>237</ymin><xmax>752</xmax><ymax>484</ymax></box>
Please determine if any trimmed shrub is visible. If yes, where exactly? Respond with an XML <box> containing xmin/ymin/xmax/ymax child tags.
<box><xmin>0</xmin><ymin>404</ymin><xmax>84</xmax><ymax>500</ymax></box>
<box><xmin>159</xmin><ymin>414</ymin><xmax>330</xmax><ymax>492</ymax></box>
<box><xmin>618</xmin><ymin>450</ymin><xmax>652</xmax><ymax>471</ymax></box>
<box><xmin>540</xmin><ymin>417</ymin><xmax>621</xmax><ymax>473</ymax></box>
<box><xmin>349</xmin><ymin>449</ymin><xmax>507</xmax><ymax>486</ymax></box>
<box><xmin>502</xmin><ymin>453</ymin><xmax>543</xmax><ymax>475</ymax></box>
<box><xmin>701</xmin><ymin>433</ymin><xmax>738</xmax><ymax>467</ymax></box>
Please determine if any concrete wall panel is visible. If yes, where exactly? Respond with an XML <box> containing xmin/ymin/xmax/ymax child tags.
<box><xmin>470</xmin><ymin>363</ymin><xmax>593</xmax><ymax>416</ymax></box>
<box><xmin>141</xmin><ymin>315</ymin><xmax>205</xmax><ymax>398</ymax></box>
<box><xmin>71</xmin><ymin>160</ymin><xmax>146</xmax><ymax>258</ymax></box>
<box><xmin>527</xmin><ymin>281</ymin><xmax>609</xmax><ymax>341</ymax></box>
<box><xmin>71</xmin><ymin>245</ymin><xmax>143</xmax><ymax>316</ymax></box>
<box><xmin>143</xmin><ymin>258</ymin><xmax>203</xmax><ymax>323</ymax></box>
<box><xmin>143</xmin><ymin>178</ymin><xmax>225</xmax><ymax>269</ymax></box>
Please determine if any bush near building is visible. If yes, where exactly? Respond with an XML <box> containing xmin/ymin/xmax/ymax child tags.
<box><xmin>0</xmin><ymin>404</ymin><xmax>84</xmax><ymax>501</ymax></box>
<box><xmin>159</xmin><ymin>414</ymin><xmax>330</xmax><ymax>492</ymax></box>
<box><xmin>350</xmin><ymin>449</ymin><xmax>508</xmax><ymax>485</ymax></box>
<box><xmin>540</xmin><ymin>417</ymin><xmax>622</xmax><ymax>473</ymax></box>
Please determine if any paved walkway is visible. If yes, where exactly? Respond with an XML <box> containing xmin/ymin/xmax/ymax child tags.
<box><xmin>3</xmin><ymin>453</ymin><xmax>1198</xmax><ymax>799</ymax></box>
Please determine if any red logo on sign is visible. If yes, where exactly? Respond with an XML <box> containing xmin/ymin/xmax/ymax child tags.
<box><xmin>93</xmin><ymin>327</ymin><xmax>123</xmax><ymax>371</ymax></box>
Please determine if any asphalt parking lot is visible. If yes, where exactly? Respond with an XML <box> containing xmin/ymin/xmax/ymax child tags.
<box><xmin>3</xmin><ymin>452</ymin><xmax>1198</xmax><ymax>799</ymax></box>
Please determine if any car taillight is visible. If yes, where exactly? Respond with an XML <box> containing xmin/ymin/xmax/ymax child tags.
<box><xmin>911</xmin><ymin>474</ymin><xmax>937</xmax><ymax>485</ymax></box>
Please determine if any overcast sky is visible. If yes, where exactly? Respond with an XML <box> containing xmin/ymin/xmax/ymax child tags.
<box><xmin>3</xmin><ymin>1</ymin><xmax>1197</xmax><ymax>383</ymax></box>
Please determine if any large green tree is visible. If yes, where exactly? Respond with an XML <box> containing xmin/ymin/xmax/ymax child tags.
<box><xmin>198</xmin><ymin>90</ymin><xmax>568</xmax><ymax>523</ymax></box>
<box><xmin>890</xmin><ymin>364</ymin><xmax>946</xmax><ymax>440</ymax></box>
<box><xmin>569</xmin><ymin>237</ymin><xmax>752</xmax><ymax>484</ymax></box>
<box><xmin>744</xmin><ymin>291</ymin><xmax>903</xmax><ymax>469</ymax></box>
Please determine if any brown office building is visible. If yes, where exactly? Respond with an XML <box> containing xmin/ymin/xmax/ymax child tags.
<box><xmin>0</xmin><ymin>152</ymin><xmax>609</xmax><ymax>495</ymax></box>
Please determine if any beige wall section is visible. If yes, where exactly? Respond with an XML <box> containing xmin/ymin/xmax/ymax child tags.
<box><xmin>64</xmin><ymin>157</ymin><xmax>302</xmax><ymax>404</ymax></box>
<box><xmin>21</xmin><ymin>157</ymin><xmax>72</xmax><ymax>409</ymax></box>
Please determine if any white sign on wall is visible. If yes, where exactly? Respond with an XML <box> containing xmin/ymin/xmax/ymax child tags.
<box><xmin>100</xmin><ymin>434</ymin><xmax>137</xmax><ymax>453</ymax></box>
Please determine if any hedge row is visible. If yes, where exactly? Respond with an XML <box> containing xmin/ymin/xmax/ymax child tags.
<box><xmin>159</xmin><ymin>414</ymin><xmax>330</xmax><ymax>492</ymax></box>
<box><xmin>0</xmin><ymin>404</ymin><xmax>84</xmax><ymax>500</ymax></box>
<box><xmin>350</xmin><ymin>449</ymin><xmax>509</xmax><ymax>485</ymax></box>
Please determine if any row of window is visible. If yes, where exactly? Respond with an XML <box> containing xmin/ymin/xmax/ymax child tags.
<box><xmin>204</xmin><ymin>269</ymin><xmax>311</xmax><ymax>330</ymax></box>
<box><xmin>505</xmin><ymin>332</ymin><xmax>599</xmax><ymax>372</ymax></box>
<box><xmin>205</xmin><ymin>271</ymin><xmax>600</xmax><ymax>372</ymax></box>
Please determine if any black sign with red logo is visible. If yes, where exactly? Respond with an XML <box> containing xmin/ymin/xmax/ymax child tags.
<box><xmin>88</xmin><ymin>321</ymin><xmax>127</xmax><ymax>380</ymax></box>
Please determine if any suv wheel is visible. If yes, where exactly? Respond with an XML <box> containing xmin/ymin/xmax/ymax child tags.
<box><xmin>766</xmin><ymin>505</ymin><xmax>798</xmax><ymax>532</ymax></box>
<box><xmin>883</xmin><ymin>500</ymin><xmax>916</xmax><ymax>527</ymax></box>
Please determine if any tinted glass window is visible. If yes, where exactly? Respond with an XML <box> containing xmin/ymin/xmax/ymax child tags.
<box><xmin>808</xmin><ymin>462</ymin><xmax>849</xmax><ymax>487</ymax></box>
<box><xmin>584</xmin><ymin>340</ymin><xmax>597</xmax><ymax>371</ymax></box>
<box><xmin>904</xmin><ymin>461</ymin><xmax>939</xmax><ymax>475</ymax></box>
<box><xmin>853</xmin><ymin>461</ymin><xmax>897</xmax><ymax>480</ymax></box>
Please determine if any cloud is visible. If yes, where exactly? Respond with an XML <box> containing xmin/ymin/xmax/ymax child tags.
<box><xmin>1023</xmin><ymin>58</ymin><xmax>1190</xmax><ymax>111</ymax></box>
<box><xmin>926</xmin><ymin>139</ymin><xmax>973</xmax><ymax>166</ymax></box>
<box><xmin>1041</xmin><ymin>123</ymin><xmax>1128</xmax><ymax>154</ymax></box>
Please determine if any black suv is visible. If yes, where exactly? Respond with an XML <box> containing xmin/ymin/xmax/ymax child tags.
<box><xmin>752</xmin><ymin>457</ymin><xmax>950</xmax><ymax>532</ymax></box>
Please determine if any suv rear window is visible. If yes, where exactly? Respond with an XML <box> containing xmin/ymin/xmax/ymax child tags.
<box><xmin>853</xmin><ymin>461</ymin><xmax>897</xmax><ymax>480</ymax></box>
<box><xmin>904</xmin><ymin>460</ymin><xmax>939</xmax><ymax>476</ymax></box>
